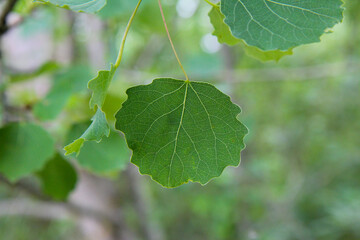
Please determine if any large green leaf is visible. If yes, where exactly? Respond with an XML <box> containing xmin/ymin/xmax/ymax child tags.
<box><xmin>115</xmin><ymin>78</ymin><xmax>248</xmax><ymax>188</ymax></box>
<box><xmin>37</xmin><ymin>0</ymin><xmax>106</xmax><ymax>13</ymax></box>
<box><xmin>221</xmin><ymin>0</ymin><xmax>343</xmax><ymax>50</ymax></box>
<box><xmin>37</xmin><ymin>153</ymin><xmax>77</xmax><ymax>201</ymax></box>
<box><xmin>0</xmin><ymin>123</ymin><xmax>55</xmax><ymax>182</ymax></box>
<box><xmin>209</xmin><ymin>5</ymin><xmax>293</xmax><ymax>61</ymax></box>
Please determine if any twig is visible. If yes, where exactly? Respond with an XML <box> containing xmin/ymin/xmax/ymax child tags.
<box><xmin>0</xmin><ymin>175</ymin><xmax>126</xmax><ymax>229</ymax></box>
<box><xmin>0</xmin><ymin>0</ymin><xmax>18</xmax><ymax>36</ymax></box>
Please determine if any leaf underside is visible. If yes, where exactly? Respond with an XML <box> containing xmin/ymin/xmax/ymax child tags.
<box><xmin>37</xmin><ymin>0</ymin><xmax>106</xmax><ymax>13</ymax></box>
<box><xmin>221</xmin><ymin>0</ymin><xmax>343</xmax><ymax>51</ymax></box>
<box><xmin>115</xmin><ymin>78</ymin><xmax>248</xmax><ymax>188</ymax></box>
<box><xmin>209</xmin><ymin>5</ymin><xmax>293</xmax><ymax>61</ymax></box>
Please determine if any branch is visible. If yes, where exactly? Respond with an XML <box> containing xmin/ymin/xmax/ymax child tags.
<box><xmin>0</xmin><ymin>198</ymin><xmax>74</xmax><ymax>220</ymax></box>
<box><xmin>0</xmin><ymin>175</ymin><xmax>124</xmax><ymax>228</ymax></box>
<box><xmin>0</xmin><ymin>0</ymin><xmax>18</xmax><ymax>36</ymax></box>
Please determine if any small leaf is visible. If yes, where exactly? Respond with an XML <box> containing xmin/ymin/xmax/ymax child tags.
<box><xmin>115</xmin><ymin>78</ymin><xmax>248</xmax><ymax>188</ymax></box>
<box><xmin>67</xmin><ymin>123</ymin><xmax>130</xmax><ymax>173</ymax></box>
<box><xmin>37</xmin><ymin>153</ymin><xmax>77</xmax><ymax>201</ymax></box>
<box><xmin>65</xmin><ymin>108</ymin><xmax>110</xmax><ymax>155</ymax></box>
<box><xmin>0</xmin><ymin>123</ymin><xmax>55</xmax><ymax>182</ymax></box>
<box><xmin>220</xmin><ymin>0</ymin><xmax>344</xmax><ymax>51</ymax></box>
<box><xmin>64</xmin><ymin>65</ymin><xmax>117</xmax><ymax>155</ymax></box>
<box><xmin>88</xmin><ymin>64</ymin><xmax>116</xmax><ymax>110</ymax></box>
<box><xmin>36</xmin><ymin>0</ymin><xmax>107</xmax><ymax>13</ymax></box>
<box><xmin>209</xmin><ymin>6</ymin><xmax>292</xmax><ymax>61</ymax></box>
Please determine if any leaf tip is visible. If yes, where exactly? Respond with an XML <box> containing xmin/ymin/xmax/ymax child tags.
<box><xmin>64</xmin><ymin>138</ymin><xmax>85</xmax><ymax>156</ymax></box>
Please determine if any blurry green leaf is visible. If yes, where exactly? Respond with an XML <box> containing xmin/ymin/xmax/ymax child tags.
<box><xmin>98</xmin><ymin>0</ymin><xmax>136</xmax><ymax>19</ymax></box>
<box><xmin>209</xmin><ymin>6</ymin><xmax>293</xmax><ymax>61</ymax></box>
<box><xmin>221</xmin><ymin>0</ymin><xmax>343</xmax><ymax>50</ymax></box>
<box><xmin>10</xmin><ymin>62</ymin><xmax>60</xmax><ymax>83</ymax></box>
<box><xmin>38</xmin><ymin>153</ymin><xmax>77</xmax><ymax>200</ymax></box>
<box><xmin>33</xmin><ymin>65</ymin><xmax>91</xmax><ymax>120</ymax></box>
<box><xmin>67</xmin><ymin>123</ymin><xmax>129</xmax><ymax>173</ymax></box>
<box><xmin>0</xmin><ymin>123</ymin><xmax>55</xmax><ymax>182</ymax></box>
<box><xmin>115</xmin><ymin>78</ymin><xmax>248</xmax><ymax>187</ymax></box>
<box><xmin>64</xmin><ymin>108</ymin><xmax>110</xmax><ymax>155</ymax></box>
<box><xmin>15</xmin><ymin>0</ymin><xmax>34</xmax><ymax>15</ymax></box>
<box><xmin>37</xmin><ymin>0</ymin><xmax>107</xmax><ymax>13</ymax></box>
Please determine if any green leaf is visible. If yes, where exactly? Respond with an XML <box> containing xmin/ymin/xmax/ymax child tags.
<box><xmin>37</xmin><ymin>153</ymin><xmax>77</xmax><ymax>201</ymax></box>
<box><xmin>36</xmin><ymin>0</ymin><xmax>107</xmax><ymax>13</ymax></box>
<box><xmin>64</xmin><ymin>108</ymin><xmax>110</xmax><ymax>155</ymax></box>
<box><xmin>67</xmin><ymin>123</ymin><xmax>130</xmax><ymax>173</ymax></box>
<box><xmin>209</xmin><ymin>6</ymin><xmax>292</xmax><ymax>61</ymax></box>
<box><xmin>33</xmin><ymin>65</ymin><xmax>91</xmax><ymax>120</ymax></box>
<box><xmin>15</xmin><ymin>0</ymin><xmax>34</xmax><ymax>15</ymax></box>
<box><xmin>209</xmin><ymin>6</ymin><xmax>240</xmax><ymax>46</ymax></box>
<box><xmin>220</xmin><ymin>0</ymin><xmax>343</xmax><ymax>51</ymax></box>
<box><xmin>64</xmin><ymin>65</ymin><xmax>116</xmax><ymax>155</ymax></box>
<box><xmin>98</xmin><ymin>0</ymin><xmax>137</xmax><ymax>19</ymax></box>
<box><xmin>115</xmin><ymin>78</ymin><xmax>248</xmax><ymax>188</ymax></box>
<box><xmin>0</xmin><ymin>123</ymin><xmax>55</xmax><ymax>182</ymax></box>
<box><xmin>10</xmin><ymin>62</ymin><xmax>60</xmax><ymax>84</ymax></box>
<box><xmin>88</xmin><ymin>64</ymin><xmax>116</xmax><ymax>110</ymax></box>
<box><xmin>242</xmin><ymin>42</ymin><xmax>293</xmax><ymax>62</ymax></box>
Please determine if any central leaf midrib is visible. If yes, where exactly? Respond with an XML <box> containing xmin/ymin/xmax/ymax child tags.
<box><xmin>167</xmin><ymin>81</ymin><xmax>189</xmax><ymax>186</ymax></box>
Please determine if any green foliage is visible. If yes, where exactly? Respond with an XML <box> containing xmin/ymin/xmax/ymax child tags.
<box><xmin>208</xmin><ymin>6</ymin><xmax>240</xmax><ymax>46</ymax></box>
<box><xmin>64</xmin><ymin>65</ymin><xmax>117</xmax><ymax>155</ymax></box>
<box><xmin>37</xmin><ymin>153</ymin><xmax>77</xmax><ymax>200</ymax></box>
<box><xmin>220</xmin><ymin>0</ymin><xmax>344</xmax><ymax>50</ymax></box>
<box><xmin>33</xmin><ymin>65</ymin><xmax>91</xmax><ymax>120</ymax></box>
<box><xmin>9</xmin><ymin>62</ymin><xmax>60</xmax><ymax>84</ymax></box>
<box><xmin>0</xmin><ymin>0</ymin><xmax>348</xmax><ymax>190</ymax></box>
<box><xmin>1</xmin><ymin>0</ymin><xmax>360</xmax><ymax>238</ymax></box>
<box><xmin>67</xmin><ymin>123</ymin><xmax>130</xmax><ymax>173</ymax></box>
<box><xmin>64</xmin><ymin>109</ymin><xmax>110</xmax><ymax>155</ymax></box>
<box><xmin>37</xmin><ymin>0</ymin><xmax>106</xmax><ymax>13</ymax></box>
<box><xmin>208</xmin><ymin>5</ymin><xmax>293</xmax><ymax>61</ymax></box>
<box><xmin>88</xmin><ymin>65</ymin><xmax>116</xmax><ymax>110</ymax></box>
<box><xmin>115</xmin><ymin>78</ymin><xmax>248</xmax><ymax>187</ymax></box>
<box><xmin>0</xmin><ymin>123</ymin><xmax>55</xmax><ymax>182</ymax></box>
<box><xmin>15</xmin><ymin>0</ymin><xmax>34</xmax><ymax>15</ymax></box>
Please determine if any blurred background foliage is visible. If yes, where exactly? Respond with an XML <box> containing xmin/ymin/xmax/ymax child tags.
<box><xmin>0</xmin><ymin>0</ymin><xmax>359</xmax><ymax>239</ymax></box>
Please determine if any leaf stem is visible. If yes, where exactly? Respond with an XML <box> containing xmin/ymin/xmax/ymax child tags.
<box><xmin>158</xmin><ymin>0</ymin><xmax>189</xmax><ymax>82</ymax></box>
<box><xmin>203</xmin><ymin>0</ymin><xmax>218</xmax><ymax>8</ymax></box>
<box><xmin>115</xmin><ymin>0</ymin><xmax>143</xmax><ymax>68</ymax></box>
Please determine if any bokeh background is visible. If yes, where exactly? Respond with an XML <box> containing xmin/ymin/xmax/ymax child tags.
<box><xmin>0</xmin><ymin>0</ymin><xmax>359</xmax><ymax>239</ymax></box>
